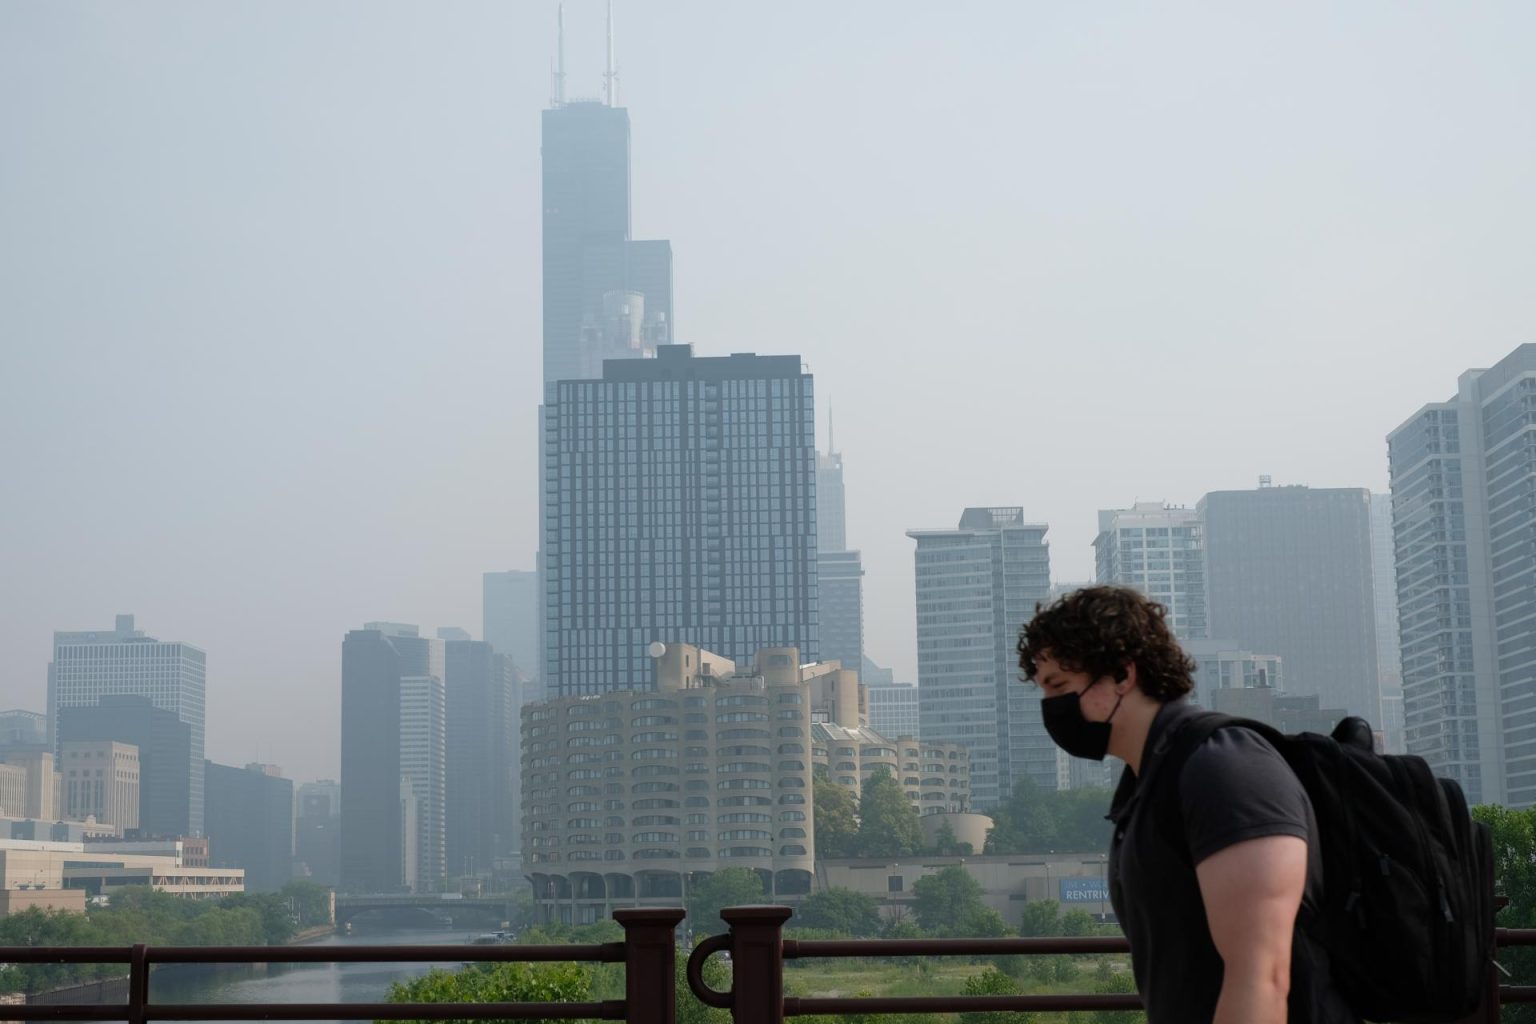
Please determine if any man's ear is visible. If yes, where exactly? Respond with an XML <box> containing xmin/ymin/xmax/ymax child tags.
<box><xmin>1118</xmin><ymin>660</ymin><xmax>1138</xmax><ymax>694</ymax></box>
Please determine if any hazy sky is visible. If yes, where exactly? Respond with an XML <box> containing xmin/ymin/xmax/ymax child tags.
<box><xmin>3</xmin><ymin>2</ymin><xmax>1533</xmax><ymax>783</ymax></box>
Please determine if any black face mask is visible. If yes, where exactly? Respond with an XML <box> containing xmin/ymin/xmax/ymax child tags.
<box><xmin>1040</xmin><ymin>679</ymin><xmax>1125</xmax><ymax>762</ymax></box>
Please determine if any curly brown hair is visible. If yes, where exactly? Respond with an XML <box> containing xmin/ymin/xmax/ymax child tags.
<box><xmin>1017</xmin><ymin>585</ymin><xmax>1195</xmax><ymax>702</ymax></box>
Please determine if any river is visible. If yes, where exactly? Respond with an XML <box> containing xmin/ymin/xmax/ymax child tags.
<box><xmin>151</xmin><ymin>924</ymin><xmax>484</xmax><ymax>1023</ymax></box>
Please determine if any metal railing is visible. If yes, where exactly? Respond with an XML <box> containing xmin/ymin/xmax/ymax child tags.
<box><xmin>9</xmin><ymin>903</ymin><xmax>1536</xmax><ymax>1023</ymax></box>
<box><xmin>685</xmin><ymin>905</ymin><xmax>1536</xmax><ymax>1024</ymax></box>
<box><xmin>0</xmin><ymin>907</ymin><xmax>684</xmax><ymax>1023</ymax></box>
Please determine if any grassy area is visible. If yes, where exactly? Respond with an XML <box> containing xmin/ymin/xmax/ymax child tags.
<box><xmin>780</xmin><ymin>956</ymin><xmax>1143</xmax><ymax>1024</ymax></box>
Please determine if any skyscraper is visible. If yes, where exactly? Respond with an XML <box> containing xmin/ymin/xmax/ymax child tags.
<box><xmin>1388</xmin><ymin>345</ymin><xmax>1536</xmax><ymax>807</ymax></box>
<box><xmin>295</xmin><ymin>780</ymin><xmax>340</xmax><ymax>888</ymax></box>
<box><xmin>816</xmin><ymin>448</ymin><xmax>847</xmax><ymax>553</ymax></box>
<box><xmin>483</xmin><ymin>570</ymin><xmax>540</xmax><ymax>695</ymax></box>
<box><xmin>541</xmin><ymin>18</ymin><xmax>672</xmax><ymax>385</ymax></box>
<box><xmin>340</xmin><ymin>628</ymin><xmax>404</xmax><ymax>892</ymax></box>
<box><xmin>1093</xmin><ymin>502</ymin><xmax>1208</xmax><ymax>641</ymax></box>
<box><xmin>815</xmin><ymin>434</ymin><xmax>864</xmax><ymax>674</ymax></box>
<box><xmin>369</xmin><ymin>624</ymin><xmax>447</xmax><ymax>893</ymax></box>
<box><xmin>48</xmin><ymin>615</ymin><xmax>206</xmax><ymax>834</ymax></box>
<box><xmin>909</xmin><ymin>508</ymin><xmax>1055</xmax><ymax>808</ymax></box>
<box><xmin>1369</xmin><ymin>492</ymin><xmax>1406</xmax><ymax>754</ymax></box>
<box><xmin>57</xmin><ymin>696</ymin><xmax>191</xmax><ymax>837</ymax></box>
<box><xmin>1201</xmin><ymin>484</ymin><xmax>1379</xmax><ymax>724</ymax></box>
<box><xmin>205</xmin><ymin>761</ymin><xmax>293</xmax><ymax>893</ymax></box>
<box><xmin>816</xmin><ymin>551</ymin><xmax>864</xmax><ymax>673</ymax></box>
<box><xmin>444</xmin><ymin>640</ymin><xmax>519</xmax><ymax>881</ymax></box>
<box><xmin>542</xmin><ymin>344</ymin><xmax>819</xmax><ymax>696</ymax></box>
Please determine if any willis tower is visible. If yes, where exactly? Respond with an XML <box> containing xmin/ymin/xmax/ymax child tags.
<box><xmin>541</xmin><ymin>1</ymin><xmax>672</xmax><ymax>383</ymax></box>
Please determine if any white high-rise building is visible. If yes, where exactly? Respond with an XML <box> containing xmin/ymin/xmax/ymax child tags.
<box><xmin>399</xmin><ymin>675</ymin><xmax>445</xmax><ymax>892</ymax></box>
<box><xmin>1387</xmin><ymin>344</ymin><xmax>1536</xmax><ymax>807</ymax></box>
<box><xmin>909</xmin><ymin>507</ymin><xmax>1056</xmax><ymax>809</ymax></box>
<box><xmin>48</xmin><ymin>616</ymin><xmax>206</xmax><ymax>835</ymax></box>
<box><xmin>1093</xmin><ymin>503</ymin><xmax>1207</xmax><ymax>641</ymax></box>
<box><xmin>364</xmin><ymin>624</ymin><xmax>447</xmax><ymax>893</ymax></box>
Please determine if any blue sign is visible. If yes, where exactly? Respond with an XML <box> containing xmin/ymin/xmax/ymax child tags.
<box><xmin>1059</xmin><ymin>877</ymin><xmax>1109</xmax><ymax>903</ymax></box>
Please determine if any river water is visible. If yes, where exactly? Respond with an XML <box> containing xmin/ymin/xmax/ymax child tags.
<box><xmin>151</xmin><ymin>925</ymin><xmax>481</xmax><ymax>1023</ymax></box>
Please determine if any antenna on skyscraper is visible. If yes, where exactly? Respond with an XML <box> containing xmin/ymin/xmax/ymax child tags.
<box><xmin>553</xmin><ymin>2</ymin><xmax>567</xmax><ymax>106</ymax></box>
<box><xmin>828</xmin><ymin>404</ymin><xmax>836</xmax><ymax>455</ymax></box>
<box><xmin>603</xmin><ymin>0</ymin><xmax>618</xmax><ymax>106</ymax></box>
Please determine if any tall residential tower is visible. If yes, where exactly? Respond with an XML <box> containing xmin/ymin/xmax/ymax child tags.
<box><xmin>1388</xmin><ymin>344</ymin><xmax>1536</xmax><ymax>807</ymax></box>
<box><xmin>909</xmin><ymin>508</ymin><xmax>1055</xmax><ymax>808</ymax></box>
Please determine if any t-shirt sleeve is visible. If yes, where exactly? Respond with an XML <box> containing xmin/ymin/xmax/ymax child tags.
<box><xmin>1178</xmin><ymin>727</ymin><xmax>1310</xmax><ymax>865</ymax></box>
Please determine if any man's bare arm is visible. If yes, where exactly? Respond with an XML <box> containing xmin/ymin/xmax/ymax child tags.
<box><xmin>1195</xmin><ymin>834</ymin><xmax>1308</xmax><ymax>1024</ymax></box>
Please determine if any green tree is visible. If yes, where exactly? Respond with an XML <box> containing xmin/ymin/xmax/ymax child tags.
<box><xmin>1017</xmin><ymin>900</ymin><xmax>1061</xmax><ymax>937</ymax></box>
<box><xmin>986</xmin><ymin>778</ymin><xmax>1112</xmax><ymax>855</ymax></box>
<box><xmin>281</xmin><ymin>880</ymin><xmax>334</xmax><ymax>927</ymax></box>
<box><xmin>384</xmin><ymin>960</ymin><xmax>591</xmax><ymax>1024</ymax></box>
<box><xmin>813</xmin><ymin>777</ymin><xmax>860</xmax><ymax>858</ymax></box>
<box><xmin>677</xmin><ymin>940</ymin><xmax>732</xmax><ymax>1024</ymax></box>
<box><xmin>1066</xmin><ymin>965</ymin><xmax>1145</xmax><ymax>1024</ymax></box>
<box><xmin>1475</xmin><ymin>804</ymin><xmax>1536</xmax><ymax>1022</ymax></box>
<box><xmin>793</xmin><ymin>887</ymin><xmax>882</xmax><ymax>937</ymax></box>
<box><xmin>686</xmin><ymin>868</ymin><xmax>765</xmax><ymax>937</ymax></box>
<box><xmin>910</xmin><ymin>865</ymin><xmax>1007</xmax><ymax>936</ymax></box>
<box><xmin>929</xmin><ymin>820</ymin><xmax>960</xmax><ymax>855</ymax></box>
<box><xmin>957</xmin><ymin>968</ymin><xmax>1034</xmax><ymax>1024</ymax></box>
<box><xmin>856</xmin><ymin>768</ymin><xmax>922</xmax><ymax>858</ymax></box>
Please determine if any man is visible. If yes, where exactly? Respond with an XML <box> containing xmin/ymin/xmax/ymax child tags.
<box><xmin>1018</xmin><ymin>585</ymin><xmax>1357</xmax><ymax>1024</ymax></box>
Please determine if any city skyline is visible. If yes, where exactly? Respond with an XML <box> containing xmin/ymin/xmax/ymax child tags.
<box><xmin>4</xmin><ymin>2</ymin><xmax>1535</xmax><ymax>783</ymax></box>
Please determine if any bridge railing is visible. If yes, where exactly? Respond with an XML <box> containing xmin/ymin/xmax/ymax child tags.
<box><xmin>0</xmin><ymin>907</ymin><xmax>684</xmax><ymax>1024</ymax></box>
<box><xmin>685</xmin><ymin>905</ymin><xmax>1536</xmax><ymax>1024</ymax></box>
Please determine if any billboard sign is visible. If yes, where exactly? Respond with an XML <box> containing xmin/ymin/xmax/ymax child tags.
<box><xmin>1058</xmin><ymin>877</ymin><xmax>1109</xmax><ymax>903</ymax></box>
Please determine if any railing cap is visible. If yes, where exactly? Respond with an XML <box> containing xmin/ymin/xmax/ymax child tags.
<box><xmin>719</xmin><ymin>905</ymin><xmax>794</xmax><ymax>924</ymax></box>
<box><xmin>613</xmin><ymin>907</ymin><xmax>687</xmax><ymax>925</ymax></box>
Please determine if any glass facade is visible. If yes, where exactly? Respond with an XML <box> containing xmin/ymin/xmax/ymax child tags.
<box><xmin>910</xmin><ymin>508</ymin><xmax>1055</xmax><ymax>810</ymax></box>
<box><xmin>49</xmin><ymin>617</ymin><xmax>206</xmax><ymax>836</ymax></box>
<box><xmin>1200</xmin><ymin>486</ymin><xmax>1379</xmax><ymax>723</ymax></box>
<box><xmin>1390</xmin><ymin>345</ymin><xmax>1536</xmax><ymax>807</ymax></box>
<box><xmin>542</xmin><ymin>345</ymin><xmax>820</xmax><ymax>697</ymax></box>
<box><xmin>1093</xmin><ymin>503</ymin><xmax>1208</xmax><ymax>641</ymax></box>
<box><xmin>542</xmin><ymin>101</ymin><xmax>672</xmax><ymax>384</ymax></box>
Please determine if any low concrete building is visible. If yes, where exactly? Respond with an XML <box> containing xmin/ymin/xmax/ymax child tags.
<box><xmin>819</xmin><ymin>851</ymin><xmax>1114</xmax><ymax>929</ymax></box>
<box><xmin>0</xmin><ymin>838</ymin><xmax>244</xmax><ymax>901</ymax></box>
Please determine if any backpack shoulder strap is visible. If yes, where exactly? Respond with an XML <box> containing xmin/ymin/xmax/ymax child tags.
<box><xmin>1146</xmin><ymin>711</ymin><xmax>1285</xmax><ymax>861</ymax></box>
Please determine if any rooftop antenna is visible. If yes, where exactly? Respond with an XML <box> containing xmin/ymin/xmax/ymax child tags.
<box><xmin>553</xmin><ymin>3</ymin><xmax>566</xmax><ymax>106</ymax></box>
<box><xmin>603</xmin><ymin>0</ymin><xmax>618</xmax><ymax>106</ymax></box>
<box><xmin>828</xmin><ymin>404</ymin><xmax>836</xmax><ymax>455</ymax></box>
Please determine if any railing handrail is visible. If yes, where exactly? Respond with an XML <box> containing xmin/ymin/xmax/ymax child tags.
<box><xmin>0</xmin><ymin>907</ymin><xmax>685</xmax><ymax>1024</ymax></box>
<box><xmin>2</xmin><ymin>942</ymin><xmax>627</xmax><ymax>965</ymax></box>
<box><xmin>685</xmin><ymin>904</ymin><xmax>1536</xmax><ymax>1023</ymax></box>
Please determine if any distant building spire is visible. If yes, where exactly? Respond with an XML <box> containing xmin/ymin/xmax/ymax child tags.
<box><xmin>603</xmin><ymin>0</ymin><xmax>618</xmax><ymax>106</ymax></box>
<box><xmin>828</xmin><ymin>403</ymin><xmax>836</xmax><ymax>455</ymax></box>
<box><xmin>552</xmin><ymin>2</ymin><xmax>567</xmax><ymax>106</ymax></box>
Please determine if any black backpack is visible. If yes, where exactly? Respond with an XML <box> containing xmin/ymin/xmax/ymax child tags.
<box><xmin>1159</xmin><ymin>712</ymin><xmax>1496</xmax><ymax>1024</ymax></box>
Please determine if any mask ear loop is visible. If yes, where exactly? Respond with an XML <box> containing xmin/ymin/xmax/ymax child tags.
<box><xmin>1104</xmin><ymin>688</ymin><xmax>1127</xmax><ymax>724</ymax></box>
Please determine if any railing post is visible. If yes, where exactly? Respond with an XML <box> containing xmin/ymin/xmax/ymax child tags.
<box><xmin>615</xmin><ymin>907</ymin><xmax>686</xmax><ymax>1024</ymax></box>
<box><xmin>720</xmin><ymin>906</ymin><xmax>792</xmax><ymax>1024</ymax></box>
<box><xmin>128</xmin><ymin>944</ymin><xmax>148</xmax><ymax>1024</ymax></box>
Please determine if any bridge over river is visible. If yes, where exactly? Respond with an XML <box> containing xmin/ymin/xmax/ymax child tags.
<box><xmin>333</xmin><ymin>894</ymin><xmax>515</xmax><ymax>929</ymax></box>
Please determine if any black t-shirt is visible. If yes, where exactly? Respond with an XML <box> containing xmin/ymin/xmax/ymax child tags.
<box><xmin>1107</xmin><ymin>700</ymin><xmax>1359</xmax><ymax>1024</ymax></box>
